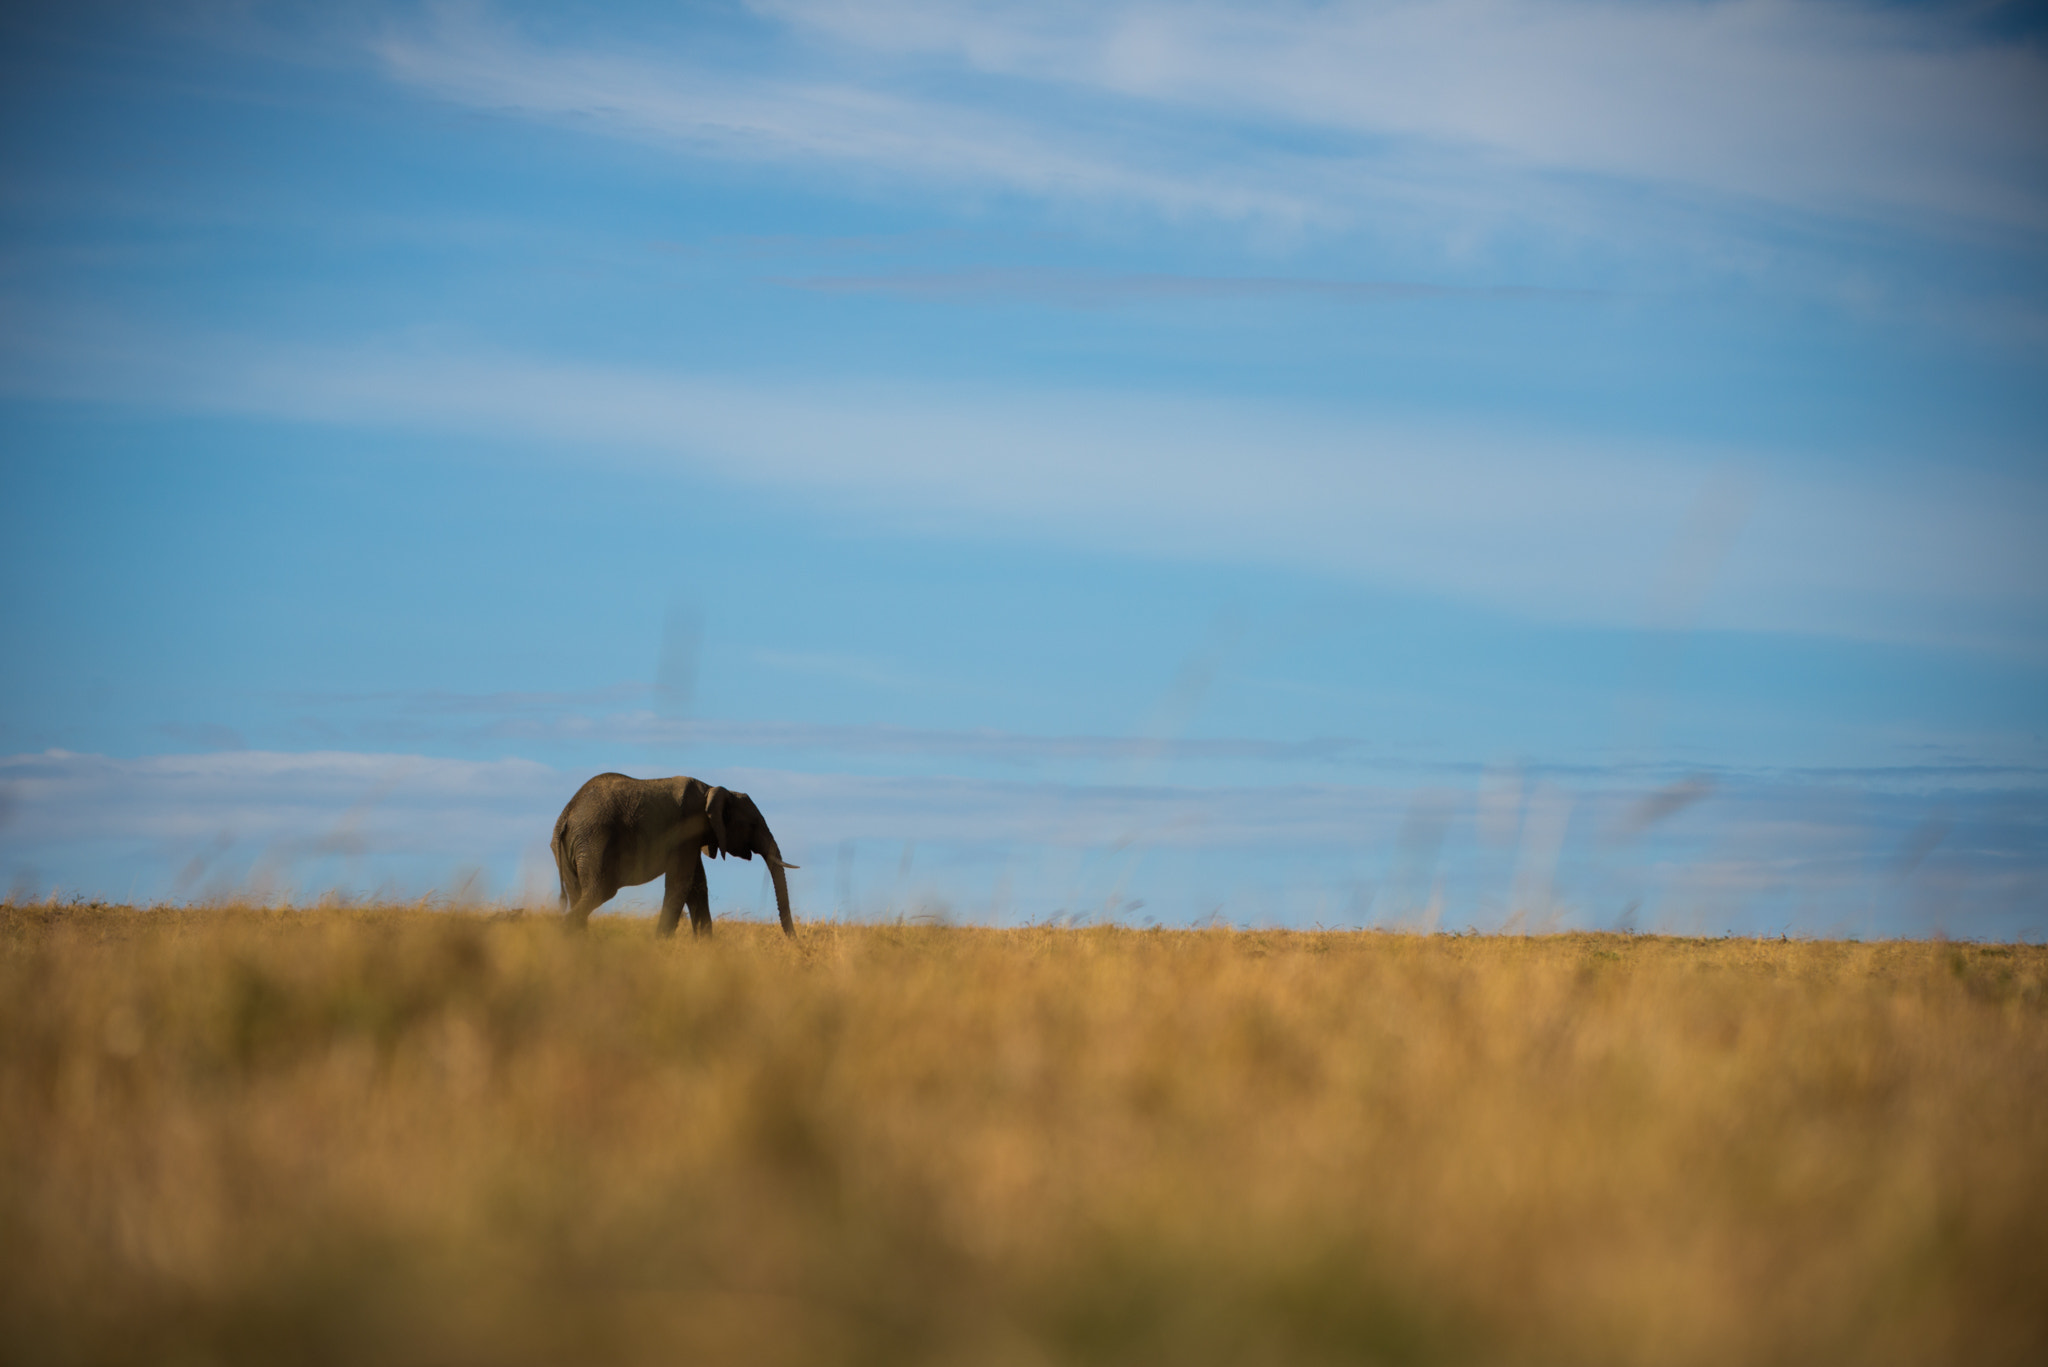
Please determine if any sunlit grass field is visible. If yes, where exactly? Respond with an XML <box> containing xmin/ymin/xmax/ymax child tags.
<box><xmin>3</xmin><ymin>904</ymin><xmax>2043</xmax><ymax>1365</ymax></box>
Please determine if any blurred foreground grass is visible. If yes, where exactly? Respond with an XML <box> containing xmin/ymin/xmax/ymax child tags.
<box><xmin>2</xmin><ymin>905</ymin><xmax>2044</xmax><ymax>1366</ymax></box>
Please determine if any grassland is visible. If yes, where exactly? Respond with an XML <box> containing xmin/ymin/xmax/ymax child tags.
<box><xmin>2</xmin><ymin>904</ymin><xmax>2044</xmax><ymax>1366</ymax></box>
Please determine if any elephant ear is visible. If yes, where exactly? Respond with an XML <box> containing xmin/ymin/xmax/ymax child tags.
<box><xmin>705</xmin><ymin>786</ymin><xmax>731</xmax><ymax>860</ymax></box>
<box><xmin>729</xmin><ymin>793</ymin><xmax>761</xmax><ymax>861</ymax></box>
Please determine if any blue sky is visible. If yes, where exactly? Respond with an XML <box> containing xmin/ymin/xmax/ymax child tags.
<box><xmin>2</xmin><ymin>0</ymin><xmax>2044</xmax><ymax>935</ymax></box>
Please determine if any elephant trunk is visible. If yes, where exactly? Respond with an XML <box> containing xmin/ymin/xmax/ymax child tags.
<box><xmin>763</xmin><ymin>834</ymin><xmax>796</xmax><ymax>937</ymax></box>
<box><xmin>770</xmin><ymin>859</ymin><xmax>794</xmax><ymax>937</ymax></box>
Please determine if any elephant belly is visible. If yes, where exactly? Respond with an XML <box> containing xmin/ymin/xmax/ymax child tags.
<box><xmin>607</xmin><ymin>838</ymin><xmax>677</xmax><ymax>890</ymax></box>
<box><xmin>603</xmin><ymin>814</ymin><xmax>713</xmax><ymax>890</ymax></box>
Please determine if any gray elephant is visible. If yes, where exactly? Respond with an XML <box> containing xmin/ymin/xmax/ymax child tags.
<box><xmin>551</xmin><ymin>773</ymin><xmax>798</xmax><ymax>936</ymax></box>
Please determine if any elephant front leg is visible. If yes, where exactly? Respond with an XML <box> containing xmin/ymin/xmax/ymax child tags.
<box><xmin>657</xmin><ymin>853</ymin><xmax>710</xmax><ymax>938</ymax></box>
<box><xmin>657</xmin><ymin>862</ymin><xmax>690</xmax><ymax>937</ymax></box>
<box><xmin>685</xmin><ymin>855</ymin><xmax>712</xmax><ymax>937</ymax></box>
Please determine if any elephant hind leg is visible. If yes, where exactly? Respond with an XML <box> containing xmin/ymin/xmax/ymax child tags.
<box><xmin>566</xmin><ymin>888</ymin><xmax>609</xmax><ymax>929</ymax></box>
<box><xmin>565</xmin><ymin>838</ymin><xmax>613</xmax><ymax>929</ymax></box>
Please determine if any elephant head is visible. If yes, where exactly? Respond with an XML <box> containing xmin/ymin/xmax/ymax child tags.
<box><xmin>705</xmin><ymin>786</ymin><xmax>799</xmax><ymax>935</ymax></box>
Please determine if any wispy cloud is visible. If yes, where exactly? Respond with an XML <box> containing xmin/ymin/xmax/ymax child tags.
<box><xmin>371</xmin><ymin>6</ymin><xmax>1323</xmax><ymax>226</ymax></box>
<box><xmin>0</xmin><ymin>748</ymin><xmax>557</xmax><ymax>847</ymax></box>
<box><xmin>157</xmin><ymin>691</ymin><xmax>2048</xmax><ymax>792</ymax></box>
<box><xmin>776</xmin><ymin>268</ymin><xmax>1605</xmax><ymax>304</ymax></box>
<box><xmin>369</xmin><ymin>0</ymin><xmax>2048</xmax><ymax>241</ymax></box>
<box><xmin>4</xmin><ymin>747</ymin><xmax>2039</xmax><ymax>935</ymax></box>
<box><xmin>9</xmin><ymin>318</ymin><xmax>2041</xmax><ymax>651</ymax></box>
<box><xmin>504</xmin><ymin>713</ymin><xmax>1388</xmax><ymax>770</ymax></box>
<box><xmin>274</xmin><ymin>683</ymin><xmax>650</xmax><ymax>716</ymax></box>
<box><xmin>755</xmin><ymin>0</ymin><xmax>2048</xmax><ymax>230</ymax></box>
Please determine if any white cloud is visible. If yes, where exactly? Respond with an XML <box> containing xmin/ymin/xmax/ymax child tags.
<box><xmin>10</xmin><ymin>319</ymin><xmax>2041</xmax><ymax>651</ymax></box>
<box><xmin>0</xmin><ymin>748</ymin><xmax>558</xmax><ymax>848</ymax></box>
<box><xmin>371</xmin><ymin>1</ymin><xmax>2048</xmax><ymax>236</ymax></box>
<box><xmin>371</xmin><ymin>7</ymin><xmax>1322</xmax><ymax>225</ymax></box>
<box><xmin>753</xmin><ymin>0</ymin><xmax>2048</xmax><ymax>229</ymax></box>
<box><xmin>776</xmin><ymin>269</ymin><xmax>1600</xmax><ymax>303</ymax></box>
<box><xmin>4</xmin><ymin>747</ymin><xmax>2038</xmax><ymax>934</ymax></box>
<box><xmin>0</xmin><ymin>746</ymin><xmax>1422</xmax><ymax>865</ymax></box>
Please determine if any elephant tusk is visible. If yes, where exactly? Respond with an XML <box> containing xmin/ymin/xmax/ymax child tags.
<box><xmin>769</xmin><ymin>857</ymin><xmax>801</xmax><ymax>870</ymax></box>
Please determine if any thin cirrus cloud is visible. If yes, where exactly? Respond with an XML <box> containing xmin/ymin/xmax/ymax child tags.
<box><xmin>0</xmin><ymin>749</ymin><xmax>555</xmax><ymax>849</ymax></box>
<box><xmin>775</xmin><ymin>268</ymin><xmax>1605</xmax><ymax>303</ymax></box>
<box><xmin>319</xmin><ymin>705</ymin><xmax>1386</xmax><ymax>769</ymax></box>
<box><xmin>263</xmin><ymin>693</ymin><xmax>2048</xmax><ymax>793</ymax></box>
<box><xmin>754</xmin><ymin>0</ymin><xmax>2048</xmax><ymax>230</ymax></box>
<box><xmin>386</xmin><ymin>712</ymin><xmax>2048</xmax><ymax>795</ymax></box>
<box><xmin>9</xmin><ymin>317</ymin><xmax>2043</xmax><ymax>650</ymax></box>
<box><xmin>371</xmin><ymin>1</ymin><xmax>2048</xmax><ymax>235</ymax></box>
<box><xmin>4</xmin><ymin>747</ymin><xmax>2039</xmax><ymax>935</ymax></box>
<box><xmin>0</xmin><ymin>746</ymin><xmax>1408</xmax><ymax>867</ymax></box>
<box><xmin>370</xmin><ymin>9</ymin><xmax>1322</xmax><ymax>225</ymax></box>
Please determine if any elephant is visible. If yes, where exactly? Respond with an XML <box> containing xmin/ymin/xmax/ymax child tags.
<box><xmin>551</xmin><ymin>773</ymin><xmax>798</xmax><ymax>936</ymax></box>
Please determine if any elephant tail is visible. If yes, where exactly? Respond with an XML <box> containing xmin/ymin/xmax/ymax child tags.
<box><xmin>551</xmin><ymin>818</ymin><xmax>578</xmax><ymax>911</ymax></box>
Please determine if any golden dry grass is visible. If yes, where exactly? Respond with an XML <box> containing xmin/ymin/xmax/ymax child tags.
<box><xmin>2</xmin><ymin>904</ymin><xmax>2044</xmax><ymax>1366</ymax></box>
